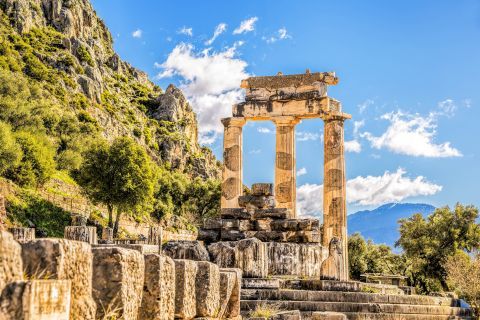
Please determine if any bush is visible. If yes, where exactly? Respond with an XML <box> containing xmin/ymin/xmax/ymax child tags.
<box><xmin>76</xmin><ymin>45</ymin><xmax>94</xmax><ymax>67</ymax></box>
<box><xmin>0</xmin><ymin>121</ymin><xmax>22</xmax><ymax>175</ymax></box>
<box><xmin>23</xmin><ymin>52</ymin><xmax>50</xmax><ymax>81</ymax></box>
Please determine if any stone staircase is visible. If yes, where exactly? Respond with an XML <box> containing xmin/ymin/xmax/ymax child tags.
<box><xmin>240</xmin><ymin>278</ymin><xmax>473</xmax><ymax>319</ymax></box>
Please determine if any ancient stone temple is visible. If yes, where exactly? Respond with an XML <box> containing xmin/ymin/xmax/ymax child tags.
<box><xmin>220</xmin><ymin>70</ymin><xmax>351</xmax><ymax>281</ymax></box>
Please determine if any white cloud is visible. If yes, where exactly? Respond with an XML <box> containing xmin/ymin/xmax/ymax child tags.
<box><xmin>353</xmin><ymin>120</ymin><xmax>365</xmax><ymax>135</ymax></box>
<box><xmin>361</xmin><ymin>111</ymin><xmax>462</xmax><ymax>158</ymax></box>
<box><xmin>345</xmin><ymin>140</ymin><xmax>361</xmax><ymax>153</ymax></box>
<box><xmin>205</xmin><ymin>23</ymin><xmax>227</xmax><ymax>45</ymax></box>
<box><xmin>155</xmin><ymin>43</ymin><xmax>249</xmax><ymax>144</ymax></box>
<box><xmin>233</xmin><ymin>17</ymin><xmax>258</xmax><ymax>34</ymax></box>
<box><xmin>297</xmin><ymin>167</ymin><xmax>307</xmax><ymax>177</ymax></box>
<box><xmin>437</xmin><ymin>99</ymin><xmax>457</xmax><ymax>117</ymax></box>
<box><xmin>264</xmin><ymin>27</ymin><xmax>292</xmax><ymax>44</ymax></box>
<box><xmin>358</xmin><ymin>99</ymin><xmax>374</xmax><ymax>114</ymax></box>
<box><xmin>249</xmin><ymin>149</ymin><xmax>261</xmax><ymax>154</ymax></box>
<box><xmin>178</xmin><ymin>26</ymin><xmax>193</xmax><ymax>37</ymax></box>
<box><xmin>296</xmin><ymin>168</ymin><xmax>442</xmax><ymax>216</ymax></box>
<box><xmin>296</xmin><ymin>131</ymin><xmax>320</xmax><ymax>142</ymax></box>
<box><xmin>463</xmin><ymin>99</ymin><xmax>472</xmax><ymax>108</ymax></box>
<box><xmin>132</xmin><ymin>29</ymin><xmax>142</xmax><ymax>38</ymax></box>
<box><xmin>257</xmin><ymin>127</ymin><xmax>273</xmax><ymax>134</ymax></box>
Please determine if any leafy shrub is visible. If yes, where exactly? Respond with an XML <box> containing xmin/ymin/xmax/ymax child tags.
<box><xmin>76</xmin><ymin>45</ymin><xmax>94</xmax><ymax>67</ymax></box>
<box><xmin>0</xmin><ymin>121</ymin><xmax>22</xmax><ymax>175</ymax></box>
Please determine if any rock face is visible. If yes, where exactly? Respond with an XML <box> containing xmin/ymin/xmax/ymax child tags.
<box><xmin>139</xmin><ymin>254</ymin><xmax>175</xmax><ymax>320</ymax></box>
<box><xmin>0</xmin><ymin>280</ymin><xmax>71</xmax><ymax>320</ymax></box>
<box><xmin>21</xmin><ymin>239</ymin><xmax>96</xmax><ymax>320</ymax></box>
<box><xmin>0</xmin><ymin>0</ymin><xmax>220</xmax><ymax>180</ymax></box>
<box><xmin>173</xmin><ymin>259</ymin><xmax>198</xmax><ymax>319</ymax></box>
<box><xmin>162</xmin><ymin>240</ymin><xmax>210</xmax><ymax>261</ymax></box>
<box><xmin>0</xmin><ymin>231</ymin><xmax>23</xmax><ymax>292</ymax></box>
<box><xmin>91</xmin><ymin>247</ymin><xmax>144</xmax><ymax>320</ymax></box>
<box><xmin>195</xmin><ymin>261</ymin><xmax>220</xmax><ymax>317</ymax></box>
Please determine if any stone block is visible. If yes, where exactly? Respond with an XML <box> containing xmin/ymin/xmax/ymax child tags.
<box><xmin>0</xmin><ymin>231</ymin><xmax>23</xmax><ymax>293</ymax></box>
<box><xmin>203</xmin><ymin>217</ymin><xmax>222</xmax><ymax>230</ymax></box>
<box><xmin>271</xmin><ymin>218</ymin><xmax>320</xmax><ymax>231</ymax></box>
<box><xmin>221</xmin><ymin>208</ymin><xmax>252</xmax><ymax>219</ymax></box>
<box><xmin>117</xmin><ymin>244</ymin><xmax>159</xmax><ymax>254</ymax></box>
<box><xmin>0</xmin><ymin>280</ymin><xmax>71</xmax><ymax>320</ymax></box>
<box><xmin>71</xmin><ymin>214</ymin><xmax>87</xmax><ymax>226</ymax></box>
<box><xmin>148</xmin><ymin>226</ymin><xmax>162</xmax><ymax>245</ymax></box>
<box><xmin>92</xmin><ymin>247</ymin><xmax>144</xmax><ymax>320</ymax></box>
<box><xmin>242</xmin><ymin>278</ymin><xmax>281</xmax><ymax>289</ymax></box>
<box><xmin>64</xmin><ymin>226</ymin><xmax>97</xmax><ymax>244</ymax></box>
<box><xmin>311</xmin><ymin>311</ymin><xmax>347</xmax><ymax>320</ymax></box>
<box><xmin>208</xmin><ymin>242</ymin><xmax>236</xmax><ymax>268</ymax></box>
<box><xmin>139</xmin><ymin>254</ymin><xmax>175</xmax><ymax>320</ymax></box>
<box><xmin>254</xmin><ymin>219</ymin><xmax>272</xmax><ymax>231</ymax></box>
<box><xmin>235</xmin><ymin>238</ymin><xmax>268</xmax><ymax>278</ymax></box>
<box><xmin>197</xmin><ymin>229</ymin><xmax>220</xmax><ymax>243</ymax></box>
<box><xmin>174</xmin><ymin>259</ymin><xmax>198</xmax><ymax>319</ymax></box>
<box><xmin>8</xmin><ymin>227</ymin><xmax>35</xmax><ymax>243</ymax></box>
<box><xmin>254</xmin><ymin>231</ymin><xmax>287</xmax><ymax>242</ymax></box>
<box><xmin>162</xmin><ymin>240</ymin><xmax>210</xmax><ymax>261</ymax></box>
<box><xmin>195</xmin><ymin>261</ymin><xmax>220</xmax><ymax>317</ymax></box>
<box><xmin>272</xmin><ymin>310</ymin><xmax>302</xmax><ymax>320</ymax></box>
<box><xmin>218</xmin><ymin>270</ymin><xmax>235</xmax><ymax>318</ymax></box>
<box><xmin>222</xmin><ymin>218</ymin><xmax>253</xmax><ymax>231</ymax></box>
<box><xmin>267</xmin><ymin>242</ymin><xmax>324</xmax><ymax>277</ymax></box>
<box><xmin>253</xmin><ymin>208</ymin><xmax>290</xmax><ymax>219</ymax></box>
<box><xmin>21</xmin><ymin>238</ymin><xmax>96</xmax><ymax>319</ymax></box>
<box><xmin>252</xmin><ymin>183</ymin><xmax>274</xmax><ymax>196</ymax></box>
<box><xmin>221</xmin><ymin>229</ymin><xmax>247</xmax><ymax>241</ymax></box>
<box><xmin>101</xmin><ymin>227</ymin><xmax>113</xmax><ymax>242</ymax></box>
<box><xmin>238</xmin><ymin>195</ymin><xmax>275</xmax><ymax>209</ymax></box>
<box><xmin>222</xmin><ymin>268</ymin><xmax>242</xmax><ymax>318</ymax></box>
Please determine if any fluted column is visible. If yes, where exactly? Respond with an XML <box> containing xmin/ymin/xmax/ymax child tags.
<box><xmin>221</xmin><ymin>117</ymin><xmax>246</xmax><ymax>209</ymax></box>
<box><xmin>274</xmin><ymin>116</ymin><xmax>300</xmax><ymax>217</ymax></box>
<box><xmin>322</xmin><ymin>116</ymin><xmax>349</xmax><ymax>280</ymax></box>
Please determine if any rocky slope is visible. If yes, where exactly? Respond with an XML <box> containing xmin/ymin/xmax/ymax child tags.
<box><xmin>0</xmin><ymin>0</ymin><xmax>220</xmax><ymax>179</ymax></box>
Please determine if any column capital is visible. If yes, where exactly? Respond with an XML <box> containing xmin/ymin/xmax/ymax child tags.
<box><xmin>321</xmin><ymin>112</ymin><xmax>351</xmax><ymax>122</ymax></box>
<box><xmin>221</xmin><ymin>117</ymin><xmax>246</xmax><ymax>128</ymax></box>
<box><xmin>272</xmin><ymin>116</ymin><xmax>301</xmax><ymax>126</ymax></box>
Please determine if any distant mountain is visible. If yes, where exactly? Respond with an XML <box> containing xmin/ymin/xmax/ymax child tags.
<box><xmin>347</xmin><ymin>203</ymin><xmax>436</xmax><ymax>248</ymax></box>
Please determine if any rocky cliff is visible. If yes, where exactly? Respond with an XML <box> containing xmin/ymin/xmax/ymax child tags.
<box><xmin>0</xmin><ymin>0</ymin><xmax>220</xmax><ymax>179</ymax></box>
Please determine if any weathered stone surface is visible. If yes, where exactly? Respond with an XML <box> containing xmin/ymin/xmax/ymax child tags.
<box><xmin>252</xmin><ymin>183</ymin><xmax>274</xmax><ymax>196</ymax></box>
<box><xmin>271</xmin><ymin>310</ymin><xmax>302</xmax><ymax>320</ymax></box>
<box><xmin>21</xmin><ymin>238</ymin><xmax>96</xmax><ymax>320</ymax></box>
<box><xmin>101</xmin><ymin>227</ymin><xmax>113</xmax><ymax>242</ymax></box>
<box><xmin>238</xmin><ymin>195</ymin><xmax>276</xmax><ymax>209</ymax></box>
<box><xmin>221</xmin><ymin>229</ymin><xmax>247</xmax><ymax>241</ymax></box>
<box><xmin>195</xmin><ymin>261</ymin><xmax>220</xmax><ymax>317</ymax></box>
<box><xmin>64</xmin><ymin>226</ymin><xmax>97</xmax><ymax>244</ymax></box>
<box><xmin>197</xmin><ymin>229</ymin><xmax>220</xmax><ymax>243</ymax></box>
<box><xmin>218</xmin><ymin>270</ymin><xmax>235</xmax><ymax>318</ymax></box>
<box><xmin>203</xmin><ymin>217</ymin><xmax>222</xmax><ymax>230</ymax></box>
<box><xmin>0</xmin><ymin>280</ymin><xmax>71</xmax><ymax>320</ymax></box>
<box><xmin>0</xmin><ymin>231</ymin><xmax>23</xmax><ymax>293</ymax></box>
<box><xmin>208</xmin><ymin>242</ymin><xmax>236</xmax><ymax>268</ymax></box>
<box><xmin>311</xmin><ymin>311</ymin><xmax>348</xmax><ymax>320</ymax></box>
<box><xmin>162</xmin><ymin>240</ymin><xmax>210</xmax><ymax>261</ymax></box>
<box><xmin>235</xmin><ymin>238</ymin><xmax>268</xmax><ymax>278</ymax></box>
<box><xmin>253</xmin><ymin>218</ymin><xmax>272</xmax><ymax>231</ymax></box>
<box><xmin>222</xmin><ymin>218</ymin><xmax>253</xmax><ymax>231</ymax></box>
<box><xmin>268</xmin><ymin>242</ymin><xmax>324</xmax><ymax>277</ymax></box>
<box><xmin>243</xmin><ymin>278</ymin><xmax>281</xmax><ymax>289</ymax></box>
<box><xmin>148</xmin><ymin>226</ymin><xmax>162</xmax><ymax>245</ymax></box>
<box><xmin>271</xmin><ymin>218</ymin><xmax>320</xmax><ymax>231</ymax></box>
<box><xmin>71</xmin><ymin>214</ymin><xmax>88</xmax><ymax>226</ymax></box>
<box><xmin>221</xmin><ymin>268</ymin><xmax>242</xmax><ymax>318</ymax></box>
<box><xmin>221</xmin><ymin>208</ymin><xmax>252</xmax><ymax>219</ymax></box>
<box><xmin>139</xmin><ymin>254</ymin><xmax>175</xmax><ymax>320</ymax></box>
<box><xmin>253</xmin><ymin>208</ymin><xmax>290</xmax><ymax>219</ymax></box>
<box><xmin>8</xmin><ymin>227</ymin><xmax>35</xmax><ymax>242</ymax></box>
<box><xmin>91</xmin><ymin>247</ymin><xmax>144</xmax><ymax>320</ymax></box>
<box><xmin>174</xmin><ymin>259</ymin><xmax>198</xmax><ymax>319</ymax></box>
<box><xmin>321</xmin><ymin>237</ymin><xmax>346</xmax><ymax>281</ymax></box>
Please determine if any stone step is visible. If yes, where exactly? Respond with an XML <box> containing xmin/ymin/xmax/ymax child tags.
<box><xmin>242</xmin><ymin>278</ymin><xmax>281</xmax><ymax>289</ymax></box>
<box><xmin>241</xmin><ymin>289</ymin><xmax>457</xmax><ymax>307</ymax></box>
<box><xmin>240</xmin><ymin>300</ymin><xmax>472</xmax><ymax>316</ymax></box>
<box><xmin>300</xmin><ymin>312</ymin><xmax>473</xmax><ymax>320</ymax></box>
<box><xmin>282</xmin><ymin>280</ymin><xmax>404</xmax><ymax>295</ymax></box>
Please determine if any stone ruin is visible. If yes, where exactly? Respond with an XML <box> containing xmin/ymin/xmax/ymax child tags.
<box><xmin>0</xmin><ymin>71</ymin><xmax>474</xmax><ymax>319</ymax></box>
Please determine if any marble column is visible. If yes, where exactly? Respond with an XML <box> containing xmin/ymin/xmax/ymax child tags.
<box><xmin>221</xmin><ymin>117</ymin><xmax>246</xmax><ymax>209</ymax></box>
<box><xmin>274</xmin><ymin>116</ymin><xmax>300</xmax><ymax>217</ymax></box>
<box><xmin>322</xmin><ymin>116</ymin><xmax>348</xmax><ymax>281</ymax></box>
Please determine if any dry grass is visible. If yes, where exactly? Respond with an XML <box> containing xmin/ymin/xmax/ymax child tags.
<box><xmin>100</xmin><ymin>296</ymin><xmax>123</xmax><ymax>320</ymax></box>
<box><xmin>249</xmin><ymin>301</ymin><xmax>282</xmax><ymax>318</ymax></box>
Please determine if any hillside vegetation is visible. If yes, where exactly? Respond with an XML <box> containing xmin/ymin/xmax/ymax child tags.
<box><xmin>0</xmin><ymin>0</ymin><xmax>221</xmax><ymax>236</ymax></box>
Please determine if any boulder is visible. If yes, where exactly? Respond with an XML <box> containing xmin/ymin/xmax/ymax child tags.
<box><xmin>21</xmin><ymin>239</ymin><xmax>96</xmax><ymax>319</ymax></box>
<box><xmin>162</xmin><ymin>240</ymin><xmax>210</xmax><ymax>261</ymax></box>
<box><xmin>0</xmin><ymin>231</ymin><xmax>23</xmax><ymax>293</ymax></box>
<box><xmin>0</xmin><ymin>280</ymin><xmax>71</xmax><ymax>320</ymax></box>
<box><xmin>195</xmin><ymin>261</ymin><xmax>220</xmax><ymax>317</ymax></box>
<box><xmin>139</xmin><ymin>254</ymin><xmax>175</xmax><ymax>320</ymax></box>
<box><xmin>91</xmin><ymin>247</ymin><xmax>144</xmax><ymax>320</ymax></box>
<box><xmin>174</xmin><ymin>259</ymin><xmax>198</xmax><ymax>319</ymax></box>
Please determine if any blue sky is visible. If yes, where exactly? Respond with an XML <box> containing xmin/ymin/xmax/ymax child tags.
<box><xmin>91</xmin><ymin>0</ymin><xmax>480</xmax><ymax>217</ymax></box>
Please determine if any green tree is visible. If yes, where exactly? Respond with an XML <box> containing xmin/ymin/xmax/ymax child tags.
<box><xmin>0</xmin><ymin>121</ymin><xmax>22</xmax><ymax>175</ymax></box>
<box><xmin>396</xmin><ymin>204</ymin><xmax>480</xmax><ymax>293</ymax></box>
<box><xmin>77</xmin><ymin>137</ymin><xmax>156</xmax><ymax>236</ymax></box>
